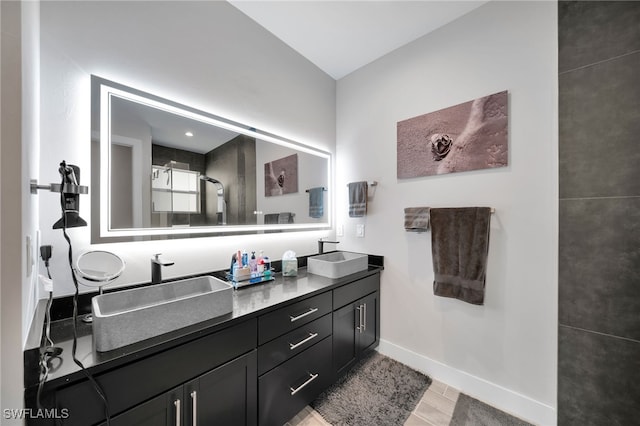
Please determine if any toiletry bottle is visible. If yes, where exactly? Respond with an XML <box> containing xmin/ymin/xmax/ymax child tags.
<box><xmin>257</xmin><ymin>250</ymin><xmax>265</xmax><ymax>275</ymax></box>
<box><xmin>231</xmin><ymin>252</ymin><xmax>239</xmax><ymax>280</ymax></box>
<box><xmin>242</xmin><ymin>250</ymin><xmax>248</xmax><ymax>267</ymax></box>
<box><xmin>263</xmin><ymin>255</ymin><xmax>271</xmax><ymax>279</ymax></box>
<box><xmin>233</xmin><ymin>261</ymin><xmax>239</xmax><ymax>281</ymax></box>
<box><xmin>249</xmin><ymin>251</ymin><xmax>257</xmax><ymax>276</ymax></box>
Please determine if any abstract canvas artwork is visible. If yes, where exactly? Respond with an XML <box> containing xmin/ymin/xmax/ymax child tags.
<box><xmin>397</xmin><ymin>90</ymin><xmax>508</xmax><ymax>178</ymax></box>
<box><xmin>265</xmin><ymin>153</ymin><xmax>298</xmax><ymax>196</ymax></box>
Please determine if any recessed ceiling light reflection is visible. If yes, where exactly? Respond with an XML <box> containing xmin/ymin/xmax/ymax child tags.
<box><xmin>185</xmin><ymin>131</ymin><xmax>194</xmax><ymax>137</ymax></box>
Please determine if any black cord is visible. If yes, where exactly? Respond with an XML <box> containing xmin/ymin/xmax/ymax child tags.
<box><xmin>58</xmin><ymin>162</ymin><xmax>112</xmax><ymax>425</ymax></box>
<box><xmin>37</xmin><ymin>261</ymin><xmax>61</xmax><ymax>410</ymax></box>
<box><xmin>36</xmin><ymin>288</ymin><xmax>52</xmax><ymax>410</ymax></box>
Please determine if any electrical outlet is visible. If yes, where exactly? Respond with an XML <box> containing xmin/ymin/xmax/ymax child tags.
<box><xmin>336</xmin><ymin>224</ymin><xmax>344</xmax><ymax>237</ymax></box>
<box><xmin>356</xmin><ymin>224</ymin><xmax>365</xmax><ymax>238</ymax></box>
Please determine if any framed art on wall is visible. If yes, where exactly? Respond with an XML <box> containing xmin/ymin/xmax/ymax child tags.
<box><xmin>397</xmin><ymin>90</ymin><xmax>508</xmax><ymax>178</ymax></box>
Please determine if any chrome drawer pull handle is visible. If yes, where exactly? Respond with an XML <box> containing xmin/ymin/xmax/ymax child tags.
<box><xmin>174</xmin><ymin>399</ymin><xmax>181</xmax><ymax>426</ymax></box>
<box><xmin>290</xmin><ymin>307</ymin><xmax>318</xmax><ymax>322</ymax></box>
<box><xmin>363</xmin><ymin>303</ymin><xmax>367</xmax><ymax>332</ymax></box>
<box><xmin>290</xmin><ymin>372</ymin><xmax>319</xmax><ymax>396</ymax></box>
<box><xmin>356</xmin><ymin>305</ymin><xmax>362</xmax><ymax>332</ymax></box>
<box><xmin>191</xmin><ymin>391</ymin><xmax>197</xmax><ymax>426</ymax></box>
<box><xmin>289</xmin><ymin>332</ymin><xmax>319</xmax><ymax>350</ymax></box>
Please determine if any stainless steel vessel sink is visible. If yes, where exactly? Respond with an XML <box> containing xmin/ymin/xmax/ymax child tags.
<box><xmin>92</xmin><ymin>275</ymin><xmax>233</xmax><ymax>352</ymax></box>
<box><xmin>307</xmin><ymin>251</ymin><xmax>368</xmax><ymax>279</ymax></box>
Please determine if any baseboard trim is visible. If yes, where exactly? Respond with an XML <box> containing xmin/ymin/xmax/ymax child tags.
<box><xmin>377</xmin><ymin>339</ymin><xmax>556</xmax><ymax>426</ymax></box>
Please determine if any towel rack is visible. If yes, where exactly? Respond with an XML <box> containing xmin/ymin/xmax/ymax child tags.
<box><xmin>346</xmin><ymin>181</ymin><xmax>377</xmax><ymax>187</ymax></box>
<box><xmin>305</xmin><ymin>187</ymin><xmax>327</xmax><ymax>193</ymax></box>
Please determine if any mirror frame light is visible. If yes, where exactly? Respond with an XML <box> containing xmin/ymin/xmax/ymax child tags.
<box><xmin>93</xmin><ymin>76</ymin><xmax>332</xmax><ymax>239</ymax></box>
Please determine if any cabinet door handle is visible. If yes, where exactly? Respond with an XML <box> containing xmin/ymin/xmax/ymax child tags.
<box><xmin>289</xmin><ymin>332</ymin><xmax>319</xmax><ymax>350</ymax></box>
<box><xmin>174</xmin><ymin>399</ymin><xmax>181</xmax><ymax>426</ymax></box>
<box><xmin>290</xmin><ymin>307</ymin><xmax>318</xmax><ymax>322</ymax></box>
<box><xmin>190</xmin><ymin>391</ymin><xmax>197</xmax><ymax>426</ymax></box>
<box><xmin>355</xmin><ymin>305</ymin><xmax>362</xmax><ymax>332</ymax></box>
<box><xmin>290</xmin><ymin>372</ymin><xmax>319</xmax><ymax>396</ymax></box>
<box><xmin>362</xmin><ymin>303</ymin><xmax>367</xmax><ymax>332</ymax></box>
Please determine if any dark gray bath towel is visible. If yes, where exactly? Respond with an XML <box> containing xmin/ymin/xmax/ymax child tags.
<box><xmin>348</xmin><ymin>181</ymin><xmax>368</xmax><ymax>217</ymax></box>
<box><xmin>430</xmin><ymin>207</ymin><xmax>492</xmax><ymax>305</ymax></box>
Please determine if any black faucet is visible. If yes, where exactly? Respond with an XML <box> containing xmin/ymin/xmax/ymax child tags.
<box><xmin>151</xmin><ymin>253</ymin><xmax>174</xmax><ymax>284</ymax></box>
<box><xmin>318</xmin><ymin>238</ymin><xmax>340</xmax><ymax>255</ymax></box>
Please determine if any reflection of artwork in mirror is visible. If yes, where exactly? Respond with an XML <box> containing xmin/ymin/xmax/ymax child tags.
<box><xmin>91</xmin><ymin>75</ymin><xmax>331</xmax><ymax>241</ymax></box>
<box><xmin>265</xmin><ymin>154</ymin><xmax>298</xmax><ymax>197</ymax></box>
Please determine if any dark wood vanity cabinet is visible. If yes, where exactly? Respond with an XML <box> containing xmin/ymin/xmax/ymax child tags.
<box><xmin>98</xmin><ymin>351</ymin><xmax>257</xmax><ymax>426</ymax></box>
<box><xmin>46</xmin><ymin>319</ymin><xmax>257</xmax><ymax>426</ymax></box>
<box><xmin>333</xmin><ymin>274</ymin><xmax>380</xmax><ymax>377</ymax></box>
<box><xmin>33</xmin><ymin>270</ymin><xmax>381</xmax><ymax>426</ymax></box>
<box><xmin>257</xmin><ymin>273</ymin><xmax>380</xmax><ymax>426</ymax></box>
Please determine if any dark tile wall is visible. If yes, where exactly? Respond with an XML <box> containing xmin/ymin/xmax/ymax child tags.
<box><xmin>558</xmin><ymin>2</ymin><xmax>640</xmax><ymax>424</ymax></box>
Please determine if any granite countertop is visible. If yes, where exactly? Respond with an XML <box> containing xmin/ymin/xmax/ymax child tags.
<box><xmin>27</xmin><ymin>265</ymin><xmax>382</xmax><ymax>391</ymax></box>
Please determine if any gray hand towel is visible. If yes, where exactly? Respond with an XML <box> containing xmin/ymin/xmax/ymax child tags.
<box><xmin>430</xmin><ymin>207</ymin><xmax>492</xmax><ymax>305</ymax></box>
<box><xmin>309</xmin><ymin>187</ymin><xmax>324</xmax><ymax>218</ymax></box>
<box><xmin>348</xmin><ymin>181</ymin><xmax>368</xmax><ymax>217</ymax></box>
<box><xmin>404</xmin><ymin>207</ymin><xmax>431</xmax><ymax>232</ymax></box>
<box><xmin>264</xmin><ymin>213</ymin><xmax>279</xmax><ymax>224</ymax></box>
<box><xmin>278</xmin><ymin>212</ymin><xmax>294</xmax><ymax>224</ymax></box>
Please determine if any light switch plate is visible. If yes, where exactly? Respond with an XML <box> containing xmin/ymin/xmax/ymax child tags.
<box><xmin>336</xmin><ymin>224</ymin><xmax>344</xmax><ymax>237</ymax></box>
<box><xmin>356</xmin><ymin>224</ymin><xmax>365</xmax><ymax>238</ymax></box>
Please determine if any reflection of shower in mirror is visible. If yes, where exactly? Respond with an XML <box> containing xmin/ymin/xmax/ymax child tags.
<box><xmin>200</xmin><ymin>175</ymin><xmax>227</xmax><ymax>225</ymax></box>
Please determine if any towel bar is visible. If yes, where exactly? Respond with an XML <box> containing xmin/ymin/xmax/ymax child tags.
<box><xmin>345</xmin><ymin>181</ymin><xmax>377</xmax><ymax>187</ymax></box>
<box><xmin>305</xmin><ymin>187</ymin><xmax>327</xmax><ymax>193</ymax></box>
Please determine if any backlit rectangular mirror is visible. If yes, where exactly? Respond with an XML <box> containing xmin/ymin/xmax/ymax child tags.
<box><xmin>91</xmin><ymin>76</ymin><xmax>331</xmax><ymax>242</ymax></box>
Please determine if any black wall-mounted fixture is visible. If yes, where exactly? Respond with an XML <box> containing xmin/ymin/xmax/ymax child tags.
<box><xmin>30</xmin><ymin>160</ymin><xmax>89</xmax><ymax>228</ymax></box>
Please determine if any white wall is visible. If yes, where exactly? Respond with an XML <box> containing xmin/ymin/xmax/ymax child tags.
<box><xmin>38</xmin><ymin>1</ymin><xmax>336</xmax><ymax>297</ymax></box>
<box><xmin>2</xmin><ymin>0</ymin><xmax>40</xmax><ymax>420</ymax></box>
<box><xmin>335</xmin><ymin>2</ymin><xmax>557</xmax><ymax>424</ymax></box>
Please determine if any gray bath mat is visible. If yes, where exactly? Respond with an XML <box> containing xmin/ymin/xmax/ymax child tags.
<box><xmin>310</xmin><ymin>351</ymin><xmax>431</xmax><ymax>425</ymax></box>
<box><xmin>450</xmin><ymin>393</ymin><xmax>533</xmax><ymax>426</ymax></box>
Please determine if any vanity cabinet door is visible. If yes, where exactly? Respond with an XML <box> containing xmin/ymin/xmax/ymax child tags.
<box><xmin>185</xmin><ymin>350</ymin><xmax>257</xmax><ymax>426</ymax></box>
<box><xmin>332</xmin><ymin>291</ymin><xmax>379</xmax><ymax>378</ymax></box>
<box><xmin>97</xmin><ymin>386</ymin><xmax>181</xmax><ymax>426</ymax></box>
<box><xmin>332</xmin><ymin>302</ymin><xmax>359</xmax><ymax>377</ymax></box>
<box><xmin>358</xmin><ymin>292</ymin><xmax>378</xmax><ymax>353</ymax></box>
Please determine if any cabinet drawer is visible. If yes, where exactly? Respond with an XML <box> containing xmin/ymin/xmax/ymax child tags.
<box><xmin>333</xmin><ymin>274</ymin><xmax>380</xmax><ymax>309</ymax></box>
<box><xmin>258</xmin><ymin>336</ymin><xmax>332</xmax><ymax>426</ymax></box>
<box><xmin>258</xmin><ymin>292</ymin><xmax>332</xmax><ymax>344</ymax></box>
<box><xmin>258</xmin><ymin>313</ymin><xmax>332</xmax><ymax>375</ymax></box>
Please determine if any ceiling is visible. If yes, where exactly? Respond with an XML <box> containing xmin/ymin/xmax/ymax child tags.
<box><xmin>228</xmin><ymin>1</ymin><xmax>488</xmax><ymax>80</ymax></box>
